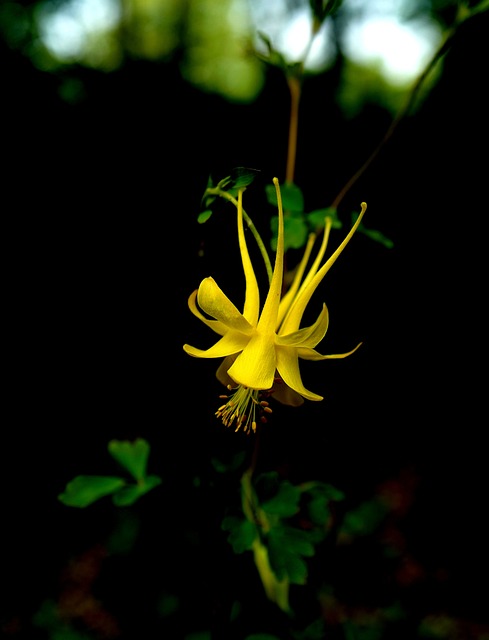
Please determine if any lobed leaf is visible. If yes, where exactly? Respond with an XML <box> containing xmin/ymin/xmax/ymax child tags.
<box><xmin>229</xmin><ymin>166</ymin><xmax>261</xmax><ymax>189</ymax></box>
<box><xmin>108</xmin><ymin>438</ymin><xmax>150</xmax><ymax>481</ymax></box>
<box><xmin>262</xmin><ymin>481</ymin><xmax>301</xmax><ymax>518</ymax></box>
<box><xmin>58</xmin><ymin>475</ymin><xmax>126</xmax><ymax>508</ymax></box>
<box><xmin>267</xmin><ymin>526</ymin><xmax>315</xmax><ymax>585</ymax></box>
<box><xmin>112</xmin><ymin>475</ymin><xmax>162</xmax><ymax>507</ymax></box>
<box><xmin>222</xmin><ymin>516</ymin><xmax>257</xmax><ymax>554</ymax></box>
<box><xmin>266</xmin><ymin>182</ymin><xmax>304</xmax><ymax>212</ymax></box>
<box><xmin>307</xmin><ymin>207</ymin><xmax>342</xmax><ymax>230</ymax></box>
<box><xmin>270</xmin><ymin>215</ymin><xmax>309</xmax><ymax>252</ymax></box>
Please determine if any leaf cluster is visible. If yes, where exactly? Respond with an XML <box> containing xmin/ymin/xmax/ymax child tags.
<box><xmin>267</xmin><ymin>181</ymin><xmax>393</xmax><ymax>252</ymax></box>
<box><xmin>58</xmin><ymin>439</ymin><xmax>162</xmax><ymax>508</ymax></box>
<box><xmin>197</xmin><ymin>171</ymin><xmax>393</xmax><ymax>253</ymax></box>
<box><xmin>198</xmin><ymin>167</ymin><xmax>261</xmax><ymax>223</ymax></box>
<box><xmin>266</xmin><ymin>182</ymin><xmax>341</xmax><ymax>252</ymax></box>
<box><xmin>222</xmin><ymin>472</ymin><xmax>344</xmax><ymax>586</ymax></box>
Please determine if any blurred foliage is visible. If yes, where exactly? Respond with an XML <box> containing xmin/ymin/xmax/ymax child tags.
<box><xmin>2</xmin><ymin>0</ymin><xmax>485</xmax><ymax>106</ymax></box>
<box><xmin>0</xmin><ymin>0</ymin><xmax>265</xmax><ymax>100</ymax></box>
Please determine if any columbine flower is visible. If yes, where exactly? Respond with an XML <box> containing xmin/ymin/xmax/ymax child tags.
<box><xmin>183</xmin><ymin>178</ymin><xmax>366</xmax><ymax>433</ymax></box>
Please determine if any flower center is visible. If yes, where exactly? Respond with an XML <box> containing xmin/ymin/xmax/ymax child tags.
<box><xmin>216</xmin><ymin>384</ymin><xmax>273</xmax><ymax>434</ymax></box>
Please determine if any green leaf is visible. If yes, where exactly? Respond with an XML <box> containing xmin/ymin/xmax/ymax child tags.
<box><xmin>284</xmin><ymin>529</ymin><xmax>315</xmax><ymax>557</ymax></box>
<box><xmin>222</xmin><ymin>516</ymin><xmax>257</xmax><ymax>553</ymax></box>
<box><xmin>112</xmin><ymin>475</ymin><xmax>162</xmax><ymax>506</ymax></box>
<box><xmin>306</xmin><ymin>207</ymin><xmax>342</xmax><ymax>230</ymax></box>
<box><xmin>201</xmin><ymin>178</ymin><xmax>216</xmax><ymax>208</ymax></box>
<box><xmin>284</xmin><ymin>553</ymin><xmax>309</xmax><ymax>585</ymax></box>
<box><xmin>360</xmin><ymin>224</ymin><xmax>394</xmax><ymax>249</ymax></box>
<box><xmin>303</xmin><ymin>482</ymin><xmax>344</xmax><ymax>525</ymax></box>
<box><xmin>216</xmin><ymin>167</ymin><xmax>260</xmax><ymax>193</ymax></box>
<box><xmin>351</xmin><ymin>212</ymin><xmax>394</xmax><ymax>249</ymax></box>
<box><xmin>229</xmin><ymin>166</ymin><xmax>261</xmax><ymax>189</ymax></box>
<box><xmin>267</xmin><ymin>526</ymin><xmax>315</xmax><ymax>585</ymax></box>
<box><xmin>262</xmin><ymin>481</ymin><xmax>301</xmax><ymax>518</ymax></box>
<box><xmin>198</xmin><ymin>209</ymin><xmax>213</xmax><ymax>223</ymax></box>
<box><xmin>58</xmin><ymin>475</ymin><xmax>126</xmax><ymax>508</ymax></box>
<box><xmin>270</xmin><ymin>215</ymin><xmax>309</xmax><ymax>252</ymax></box>
<box><xmin>256</xmin><ymin>32</ymin><xmax>289</xmax><ymax>70</ymax></box>
<box><xmin>267</xmin><ymin>538</ymin><xmax>287</xmax><ymax>581</ymax></box>
<box><xmin>108</xmin><ymin>438</ymin><xmax>150</xmax><ymax>481</ymax></box>
<box><xmin>266</xmin><ymin>182</ymin><xmax>304</xmax><ymax>212</ymax></box>
<box><xmin>307</xmin><ymin>495</ymin><xmax>331</xmax><ymax>526</ymax></box>
<box><xmin>322</xmin><ymin>484</ymin><xmax>345</xmax><ymax>501</ymax></box>
<box><xmin>340</xmin><ymin>498</ymin><xmax>388</xmax><ymax>537</ymax></box>
<box><xmin>268</xmin><ymin>527</ymin><xmax>309</xmax><ymax>584</ymax></box>
<box><xmin>245</xmin><ymin>635</ymin><xmax>281</xmax><ymax>640</ymax></box>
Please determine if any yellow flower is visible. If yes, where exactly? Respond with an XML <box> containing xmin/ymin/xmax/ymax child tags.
<box><xmin>183</xmin><ymin>178</ymin><xmax>366</xmax><ymax>433</ymax></box>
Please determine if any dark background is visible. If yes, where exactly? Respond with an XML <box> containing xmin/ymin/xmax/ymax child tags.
<box><xmin>3</xmin><ymin>4</ymin><xmax>489</xmax><ymax>639</ymax></box>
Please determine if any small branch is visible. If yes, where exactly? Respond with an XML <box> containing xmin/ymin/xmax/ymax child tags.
<box><xmin>330</xmin><ymin>8</ymin><xmax>478</xmax><ymax>210</ymax></box>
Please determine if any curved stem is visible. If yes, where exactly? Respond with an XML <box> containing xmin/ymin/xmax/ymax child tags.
<box><xmin>206</xmin><ymin>187</ymin><xmax>273</xmax><ymax>284</ymax></box>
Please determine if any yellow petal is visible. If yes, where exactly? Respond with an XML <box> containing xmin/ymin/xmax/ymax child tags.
<box><xmin>188</xmin><ymin>290</ymin><xmax>227</xmax><ymax>336</ymax></box>
<box><xmin>227</xmin><ymin>333</ymin><xmax>276</xmax><ymax>389</ymax></box>
<box><xmin>197</xmin><ymin>277</ymin><xmax>254</xmax><ymax>334</ymax></box>
<box><xmin>237</xmin><ymin>189</ymin><xmax>260</xmax><ymax>326</ymax></box>
<box><xmin>275</xmin><ymin>345</ymin><xmax>323</xmax><ymax>401</ymax></box>
<box><xmin>256</xmin><ymin>178</ymin><xmax>284</xmax><ymax>335</ymax></box>
<box><xmin>183</xmin><ymin>331</ymin><xmax>249</xmax><ymax>359</ymax></box>
<box><xmin>297</xmin><ymin>342</ymin><xmax>363</xmax><ymax>361</ymax></box>
<box><xmin>276</xmin><ymin>304</ymin><xmax>329</xmax><ymax>348</ymax></box>
<box><xmin>276</xmin><ymin>231</ymin><xmax>316</xmax><ymax>328</ymax></box>
<box><xmin>281</xmin><ymin>203</ymin><xmax>367</xmax><ymax>335</ymax></box>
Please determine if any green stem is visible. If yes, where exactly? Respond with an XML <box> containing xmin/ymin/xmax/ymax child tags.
<box><xmin>206</xmin><ymin>187</ymin><xmax>273</xmax><ymax>284</ymax></box>
<box><xmin>241</xmin><ymin>466</ymin><xmax>290</xmax><ymax>612</ymax></box>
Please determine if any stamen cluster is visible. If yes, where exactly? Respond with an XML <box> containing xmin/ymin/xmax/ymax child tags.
<box><xmin>216</xmin><ymin>385</ymin><xmax>273</xmax><ymax>434</ymax></box>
